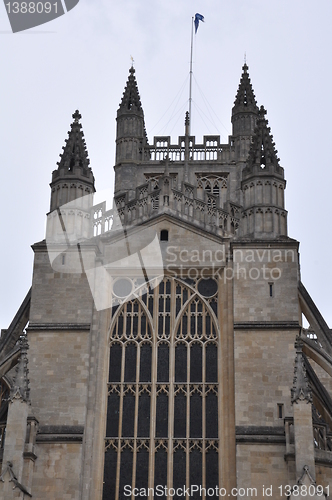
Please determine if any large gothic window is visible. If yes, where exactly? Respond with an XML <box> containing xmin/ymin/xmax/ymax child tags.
<box><xmin>103</xmin><ymin>277</ymin><xmax>219</xmax><ymax>499</ymax></box>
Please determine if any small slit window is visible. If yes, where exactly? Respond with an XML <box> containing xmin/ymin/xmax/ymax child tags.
<box><xmin>160</xmin><ymin>230</ymin><xmax>169</xmax><ymax>241</ymax></box>
<box><xmin>278</xmin><ymin>404</ymin><xmax>284</xmax><ymax>419</ymax></box>
<box><xmin>269</xmin><ymin>282</ymin><xmax>274</xmax><ymax>297</ymax></box>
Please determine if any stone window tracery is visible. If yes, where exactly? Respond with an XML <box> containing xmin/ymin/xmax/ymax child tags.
<box><xmin>103</xmin><ymin>277</ymin><xmax>220</xmax><ymax>498</ymax></box>
<box><xmin>196</xmin><ymin>174</ymin><xmax>228</xmax><ymax>208</ymax></box>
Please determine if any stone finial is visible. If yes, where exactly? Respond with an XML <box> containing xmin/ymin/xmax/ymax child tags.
<box><xmin>9</xmin><ymin>336</ymin><xmax>30</xmax><ymax>403</ymax></box>
<box><xmin>291</xmin><ymin>337</ymin><xmax>313</xmax><ymax>404</ymax></box>
<box><xmin>72</xmin><ymin>109</ymin><xmax>82</xmax><ymax>123</ymax></box>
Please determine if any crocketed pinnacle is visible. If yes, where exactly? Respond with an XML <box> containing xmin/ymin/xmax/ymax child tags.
<box><xmin>247</xmin><ymin>106</ymin><xmax>280</xmax><ymax>169</ymax></box>
<box><xmin>232</xmin><ymin>63</ymin><xmax>259</xmax><ymax>115</ymax></box>
<box><xmin>118</xmin><ymin>67</ymin><xmax>143</xmax><ymax>114</ymax></box>
<box><xmin>57</xmin><ymin>110</ymin><xmax>91</xmax><ymax>172</ymax></box>
<box><xmin>291</xmin><ymin>337</ymin><xmax>313</xmax><ymax>404</ymax></box>
<box><xmin>10</xmin><ymin>336</ymin><xmax>30</xmax><ymax>403</ymax></box>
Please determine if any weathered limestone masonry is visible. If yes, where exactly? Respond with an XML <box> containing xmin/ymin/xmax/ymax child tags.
<box><xmin>0</xmin><ymin>63</ymin><xmax>332</xmax><ymax>500</ymax></box>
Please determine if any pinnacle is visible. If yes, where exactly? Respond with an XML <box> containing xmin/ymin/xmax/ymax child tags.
<box><xmin>118</xmin><ymin>67</ymin><xmax>143</xmax><ymax>114</ymax></box>
<box><xmin>57</xmin><ymin>110</ymin><xmax>91</xmax><ymax>172</ymax></box>
<box><xmin>247</xmin><ymin>107</ymin><xmax>280</xmax><ymax>169</ymax></box>
<box><xmin>232</xmin><ymin>63</ymin><xmax>258</xmax><ymax>114</ymax></box>
<box><xmin>10</xmin><ymin>336</ymin><xmax>30</xmax><ymax>403</ymax></box>
<box><xmin>291</xmin><ymin>337</ymin><xmax>312</xmax><ymax>404</ymax></box>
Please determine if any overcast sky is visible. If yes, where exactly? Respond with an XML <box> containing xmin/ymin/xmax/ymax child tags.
<box><xmin>1</xmin><ymin>0</ymin><xmax>331</xmax><ymax>328</ymax></box>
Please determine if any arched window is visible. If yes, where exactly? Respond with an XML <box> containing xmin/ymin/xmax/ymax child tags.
<box><xmin>103</xmin><ymin>277</ymin><xmax>219</xmax><ymax>498</ymax></box>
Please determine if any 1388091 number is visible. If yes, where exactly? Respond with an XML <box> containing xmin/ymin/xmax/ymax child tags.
<box><xmin>6</xmin><ymin>2</ymin><xmax>59</xmax><ymax>14</ymax></box>
<box><xmin>278</xmin><ymin>484</ymin><xmax>329</xmax><ymax>496</ymax></box>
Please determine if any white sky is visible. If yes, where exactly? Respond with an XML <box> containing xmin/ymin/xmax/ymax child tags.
<box><xmin>1</xmin><ymin>0</ymin><xmax>331</xmax><ymax>328</ymax></box>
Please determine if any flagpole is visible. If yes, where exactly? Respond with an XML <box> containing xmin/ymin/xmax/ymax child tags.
<box><xmin>189</xmin><ymin>16</ymin><xmax>194</xmax><ymax>136</ymax></box>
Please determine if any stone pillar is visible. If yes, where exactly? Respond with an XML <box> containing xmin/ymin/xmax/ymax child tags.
<box><xmin>293</xmin><ymin>397</ymin><xmax>316</xmax><ymax>481</ymax></box>
<box><xmin>289</xmin><ymin>338</ymin><xmax>325</xmax><ymax>499</ymax></box>
<box><xmin>291</xmin><ymin>338</ymin><xmax>315</xmax><ymax>481</ymax></box>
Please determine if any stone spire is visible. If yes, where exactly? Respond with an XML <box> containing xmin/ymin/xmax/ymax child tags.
<box><xmin>118</xmin><ymin>66</ymin><xmax>144</xmax><ymax>114</ymax></box>
<box><xmin>9</xmin><ymin>336</ymin><xmax>30</xmax><ymax>403</ymax></box>
<box><xmin>232</xmin><ymin>63</ymin><xmax>259</xmax><ymax>115</ymax></box>
<box><xmin>246</xmin><ymin>106</ymin><xmax>282</xmax><ymax>173</ymax></box>
<box><xmin>231</xmin><ymin>63</ymin><xmax>259</xmax><ymax>158</ymax></box>
<box><xmin>56</xmin><ymin>110</ymin><xmax>91</xmax><ymax>172</ymax></box>
<box><xmin>115</xmin><ymin>67</ymin><xmax>149</xmax><ymax>195</ymax></box>
<box><xmin>49</xmin><ymin>111</ymin><xmax>95</xmax><ymax>213</ymax></box>
<box><xmin>291</xmin><ymin>338</ymin><xmax>313</xmax><ymax>404</ymax></box>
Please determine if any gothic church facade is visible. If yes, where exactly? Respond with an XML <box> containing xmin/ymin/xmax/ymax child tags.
<box><xmin>0</xmin><ymin>65</ymin><xmax>332</xmax><ymax>499</ymax></box>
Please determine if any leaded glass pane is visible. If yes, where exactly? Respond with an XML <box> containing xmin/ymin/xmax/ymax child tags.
<box><xmin>106</xmin><ymin>393</ymin><xmax>119</xmax><ymax>437</ymax></box>
<box><xmin>206</xmin><ymin>392</ymin><xmax>218</xmax><ymax>438</ymax></box>
<box><xmin>139</xmin><ymin>344</ymin><xmax>152</xmax><ymax>382</ymax></box>
<box><xmin>137</xmin><ymin>392</ymin><xmax>150</xmax><ymax>438</ymax></box>
<box><xmin>102</xmin><ymin>448</ymin><xmax>117</xmax><ymax>500</ymax></box>
<box><xmin>154</xmin><ymin>448</ymin><xmax>167</xmax><ymax>489</ymax></box>
<box><xmin>173</xmin><ymin>448</ymin><xmax>186</xmax><ymax>491</ymax></box>
<box><xmin>190</xmin><ymin>393</ymin><xmax>202</xmax><ymax>438</ymax></box>
<box><xmin>175</xmin><ymin>343</ymin><xmax>187</xmax><ymax>382</ymax></box>
<box><xmin>109</xmin><ymin>343</ymin><xmax>122</xmax><ymax>382</ymax></box>
<box><xmin>122</xmin><ymin>393</ymin><xmax>135</xmax><ymax>437</ymax></box>
<box><xmin>174</xmin><ymin>392</ymin><xmax>186</xmax><ymax>438</ymax></box>
<box><xmin>136</xmin><ymin>448</ymin><xmax>149</xmax><ymax>492</ymax></box>
<box><xmin>157</xmin><ymin>343</ymin><xmax>169</xmax><ymax>382</ymax></box>
<box><xmin>124</xmin><ymin>343</ymin><xmax>136</xmax><ymax>382</ymax></box>
<box><xmin>206</xmin><ymin>343</ymin><xmax>218</xmax><ymax>382</ymax></box>
<box><xmin>190</xmin><ymin>343</ymin><xmax>202</xmax><ymax>382</ymax></box>
<box><xmin>119</xmin><ymin>448</ymin><xmax>133</xmax><ymax>496</ymax></box>
<box><xmin>156</xmin><ymin>393</ymin><xmax>168</xmax><ymax>438</ymax></box>
<box><xmin>190</xmin><ymin>448</ymin><xmax>202</xmax><ymax>496</ymax></box>
<box><xmin>206</xmin><ymin>448</ymin><xmax>219</xmax><ymax>496</ymax></box>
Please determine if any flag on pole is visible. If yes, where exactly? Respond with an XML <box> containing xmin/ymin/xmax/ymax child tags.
<box><xmin>194</xmin><ymin>13</ymin><xmax>204</xmax><ymax>33</ymax></box>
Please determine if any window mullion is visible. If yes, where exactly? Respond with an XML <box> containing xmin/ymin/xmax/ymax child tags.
<box><xmin>202</xmin><ymin>341</ymin><xmax>206</xmax><ymax>498</ymax></box>
<box><xmin>115</xmin><ymin>342</ymin><xmax>126</xmax><ymax>500</ymax></box>
<box><xmin>132</xmin><ymin>342</ymin><xmax>140</xmax><ymax>497</ymax></box>
<box><xmin>148</xmin><ymin>285</ymin><xmax>158</xmax><ymax>499</ymax></box>
<box><xmin>186</xmin><ymin>331</ymin><xmax>190</xmax><ymax>496</ymax></box>
<box><xmin>168</xmin><ymin>278</ymin><xmax>176</xmax><ymax>497</ymax></box>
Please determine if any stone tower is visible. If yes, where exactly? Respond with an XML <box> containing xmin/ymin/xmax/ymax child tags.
<box><xmin>0</xmin><ymin>64</ymin><xmax>331</xmax><ymax>500</ymax></box>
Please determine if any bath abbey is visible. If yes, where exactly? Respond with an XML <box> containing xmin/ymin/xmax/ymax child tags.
<box><xmin>0</xmin><ymin>64</ymin><xmax>331</xmax><ymax>499</ymax></box>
